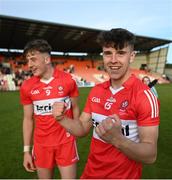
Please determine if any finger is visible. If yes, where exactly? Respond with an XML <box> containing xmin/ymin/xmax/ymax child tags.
<box><xmin>109</xmin><ymin>114</ymin><xmax>121</xmax><ymax>125</ymax></box>
<box><xmin>95</xmin><ymin>126</ymin><xmax>101</xmax><ymax>136</ymax></box>
<box><xmin>63</xmin><ymin>102</ymin><xmax>68</xmax><ymax>113</ymax></box>
<box><xmin>52</xmin><ymin>102</ymin><xmax>65</xmax><ymax>118</ymax></box>
<box><xmin>110</xmin><ymin>114</ymin><xmax>120</xmax><ymax>121</ymax></box>
<box><xmin>53</xmin><ymin>103</ymin><xmax>64</xmax><ymax>111</ymax></box>
<box><xmin>24</xmin><ymin>164</ymin><xmax>35</xmax><ymax>172</ymax></box>
<box><xmin>30</xmin><ymin>162</ymin><xmax>37</xmax><ymax>171</ymax></box>
<box><xmin>101</xmin><ymin>119</ymin><xmax>113</xmax><ymax>131</ymax></box>
<box><xmin>95</xmin><ymin>123</ymin><xmax>106</xmax><ymax>136</ymax></box>
<box><xmin>53</xmin><ymin>102</ymin><xmax>65</xmax><ymax>108</ymax></box>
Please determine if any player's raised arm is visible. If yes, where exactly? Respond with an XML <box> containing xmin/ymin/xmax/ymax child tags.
<box><xmin>52</xmin><ymin>102</ymin><xmax>92</xmax><ymax>137</ymax></box>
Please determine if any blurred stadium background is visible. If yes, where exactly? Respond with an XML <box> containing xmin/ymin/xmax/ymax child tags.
<box><xmin>0</xmin><ymin>15</ymin><xmax>172</xmax><ymax>178</ymax></box>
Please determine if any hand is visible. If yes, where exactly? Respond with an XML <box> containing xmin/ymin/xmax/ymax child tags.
<box><xmin>52</xmin><ymin>102</ymin><xmax>66</xmax><ymax>121</ymax></box>
<box><xmin>95</xmin><ymin>114</ymin><xmax>124</xmax><ymax>146</ymax></box>
<box><xmin>23</xmin><ymin>152</ymin><xmax>36</xmax><ymax>172</ymax></box>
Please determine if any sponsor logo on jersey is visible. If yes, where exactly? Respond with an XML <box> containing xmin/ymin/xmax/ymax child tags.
<box><xmin>43</xmin><ymin>86</ymin><xmax>53</xmax><ymax>90</ymax></box>
<box><xmin>33</xmin><ymin>97</ymin><xmax>70</xmax><ymax>115</ymax></box>
<box><xmin>92</xmin><ymin>112</ymin><xmax>139</xmax><ymax>143</ymax></box>
<box><xmin>91</xmin><ymin>97</ymin><xmax>101</xmax><ymax>103</ymax></box>
<box><xmin>31</xmin><ymin>89</ymin><xmax>40</xmax><ymax>95</ymax></box>
<box><xmin>92</xmin><ymin>118</ymin><xmax>99</xmax><ymax>127</ymax></box>
<box><xmin>103</xmin><ymin>97</ymin><xmax>116</xmax><ymax>110</ymax></box>
<box><xmin>42</xmin><ymin>86</ymin><xmax>53</xmax><ymax>96</ymax></box>
<box><xmin>106</xmin><ymin>96</ymin><xmax>116</xmax><ymax>103</ymax></box>
<box><xmin>36</xmin><ymin>103</ymin><xmax>52</xmax><ymax>113</ymax></box>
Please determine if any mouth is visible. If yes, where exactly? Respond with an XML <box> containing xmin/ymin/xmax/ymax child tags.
<box><xmin>30</xmin><ymin>68</ymin><xmax>37</xmax><ymax>74</ymax></box>
<box><xmin>109</xmin><ymin>66</ymin><xmax>121</xmax><ymax>71</ymax></box>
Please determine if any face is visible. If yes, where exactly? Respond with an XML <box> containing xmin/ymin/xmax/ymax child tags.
<box><xmin>142</xmin><ymin>77</ymin><xmax>150</xmax><ymax>85</ymax></box>
<box><xmin>26</xmin><ymin>50</ymin><xmax>50</xmax><ymax>77</ymax></box>
<box><xmin>102</xmin><ymin>45</ymin><xmax>135</xmax><ymax>85</ymax></box>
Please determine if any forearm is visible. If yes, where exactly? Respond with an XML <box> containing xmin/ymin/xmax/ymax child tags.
<box><xmin>59</xmin><ymin>116</ymin><xmax>90</xmax><ymax>137</ymax></box>
<box><xmin>23</xmin><ymin>118</ymin><xmax>34</xmax><ymax>146</ymax></box>
<box><xmin>72</xmin><ymin>105</ymin><xmax>80</xmax><ymax>120</ymax></box>
<box><xmin>113</xmin><ymin>136</ymin><xmax>157</xmax><ymax>164</ymax></box>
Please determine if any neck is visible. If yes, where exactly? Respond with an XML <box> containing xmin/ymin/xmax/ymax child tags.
<box><xmin>41</xmin><ymin>65</ymin><xmax>54</xmax><ymax>80</ymax></box>
<box><xmin>111</xmin><ymin>70</ymin><xmax>131</xmax><ymax>89</ymax></box>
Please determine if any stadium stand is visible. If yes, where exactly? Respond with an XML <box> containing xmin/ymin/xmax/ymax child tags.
<box><xmin>0</xmin><ymin>53</ymin><xmax>170</xmax><ymax>91</ymax></box>
<box><xmin>0</xmin><ymin>15</ymin><xmax>171</xmax><ymax>90</ymax></box>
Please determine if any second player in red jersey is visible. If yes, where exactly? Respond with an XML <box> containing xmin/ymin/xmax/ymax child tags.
<box><xmin>20</xmin><ymin>39</ymin><xmax>80</xmax><ymax>179</ymax></box>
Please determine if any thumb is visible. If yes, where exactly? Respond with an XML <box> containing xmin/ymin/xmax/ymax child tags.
<box><xmin>30</xmin><ymin>162</ymin><xmax>36</xmax><ymax>170</ymax></box>
<box><xmin>109</xmin><ymin>114</ymin><xmax>120</xmax><ymax>123</ymax></box>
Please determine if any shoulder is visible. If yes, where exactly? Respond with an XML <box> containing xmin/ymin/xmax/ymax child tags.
<box><xmin>130</xmin><ymin>75</ymin><xmax>149</xmax><ymax>93</ymax></box>
<box><xmin>20</xmin><ymin>76</ymin><xmax>39</xmax><ymax>92</ymax></box>
<box><xmin>89</xmin><ymin>81</ymin><xmax>108</xmax><ymax>95</ymax></box>
<box><xmin>54</xmin><ymin>68</ymin><xmax>74</xmax><ymax>81</ymax></box>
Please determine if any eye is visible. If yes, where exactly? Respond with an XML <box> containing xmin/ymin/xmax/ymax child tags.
<box><xmin>103</xmin><ymin>51</ymin><xmax>113</xmax><ymax>56</ymax></box>
<box><xmin>116</xmin><ymin>51</ymin><xmax>126</xmax><ymax>55</ymax></box>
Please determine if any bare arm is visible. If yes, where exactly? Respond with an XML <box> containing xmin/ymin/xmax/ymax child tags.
<box><xmin>23</xmin><ymin>104</ymin><xmax>34</xmax><ymax>146</ymax></box>
<box><xmin>71</xmin><ymin>97</ymin><xmax>80</xmax><ymax>120</ymax></box>
<box><xmin>95</xmin><ymin>115</ymin><xmax>159</xmax><ymax>164</ymax></box>
<box><xmin>118</xmin><ymin>125</ymin><xmax>158</xmax><ymax>164</ymax></box>
<box><xmin>23</xmin><ymin>104</ymin><xmax>36</xmax><ymax>172</ymax></box>
<box><xmin>52</xmin><ymin>102</ymin><xmax>92</xmax><ymax>137</ymax></box>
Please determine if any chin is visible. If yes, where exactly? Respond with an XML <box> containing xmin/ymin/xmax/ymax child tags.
<box><xmin>108</xmin><ymin>72</ymin><xmax>120</xmax><ymax>79</ymax></box>
<box><xmin>33</xmin><ymin>72</ymin><xmax>40</xmax><ymax>77</ymax></box>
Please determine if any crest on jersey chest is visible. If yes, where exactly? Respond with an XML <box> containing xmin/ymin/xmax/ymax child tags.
<box><xmin>119</xmin><ymin>100</ymin><xmax>129</xmax><ymax>112</ymax></box>
<box><xmin>57</xmin><ymin>85</ymin><xmax>64</xmax><ymax>95</ymax></box>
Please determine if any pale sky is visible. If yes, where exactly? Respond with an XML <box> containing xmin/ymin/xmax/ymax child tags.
<box><xmin>0</xmin><ymin>0</ymin><xmax>172</xmax><ymax>63</ymax></box>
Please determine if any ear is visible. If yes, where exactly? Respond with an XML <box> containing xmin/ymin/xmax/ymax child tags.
<box><xmin>44</xmin><ymin>56</ymin><xmax>51</xmax><ymax>64</ymax></box>
<box><xmin>129</xmin><ymin>51</ymin><xmax>136</xmax><ymax>63</ymax></box>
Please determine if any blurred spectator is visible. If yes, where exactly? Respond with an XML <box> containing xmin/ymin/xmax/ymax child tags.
<box><xmin>162</xmin><ymin>74</ymin><xmax>171</xmax><ymax>82</ymax></box>
<box><xmin>0</xmin><ymin>70</ymin><xmax>8</xmax><ymax>91</ymax></box>
<box><xmin>142</xmin><ymin>76</ymin><xmax>158</xmax><ymax>97</ymax></box>
<box><xmin>69</xmin><ymin>64</ymin><xmax>75</xmax><ymax>73</ymax></box>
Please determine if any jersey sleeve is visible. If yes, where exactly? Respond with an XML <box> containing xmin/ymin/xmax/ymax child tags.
<box><xmin>136</xmin><ymin>88</ymin><xmax>160</xmax><ymax>126</ymax></box>
<box><xmin>20</xmin><ymin>82</ymin><xmax>32</xmax><ymax>105</ymax></box>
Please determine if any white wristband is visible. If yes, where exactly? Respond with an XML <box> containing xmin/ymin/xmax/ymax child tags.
<box><xmin>23</xmin><ymin>145</ymin><xmax>31</xmax><ymax>152</ymax></box>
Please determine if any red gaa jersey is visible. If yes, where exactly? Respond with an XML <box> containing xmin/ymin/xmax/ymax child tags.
<box><xmin>81</xmin><ymin>74</ymin><xmax>160</xmax><ymax>179</ymax></box>
<box><xmin>20</xmin><ymin>68</ymin><xmax>79</xmax><ymax>146</ymax></box>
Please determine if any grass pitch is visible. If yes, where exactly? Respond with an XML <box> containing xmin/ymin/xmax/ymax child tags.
<box><xmin>0</xmin><ymin>84</ymin><xmax>172</xmax><ymax>178</ymax></box>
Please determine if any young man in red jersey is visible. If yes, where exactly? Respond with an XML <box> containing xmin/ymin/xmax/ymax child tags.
<box><xmin>52</xmin><ymin>28</ymin><xmax>160</xmax><ymax>179</ymax></box>
<box><xmin>20</xmin><ymin>39</ymin><xmax>80</xmax><ymax>179</ymax></box>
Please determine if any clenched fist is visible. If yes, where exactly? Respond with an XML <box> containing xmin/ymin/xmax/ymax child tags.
<box><xmin>52</xmin><ymin>102</ymin><xmax>66</xmax><ymax>121</ymax></box>
<box><xmin>95</xmin><ymin>114</ymin><xmax>123</xmax><ymax>145</ymax></box>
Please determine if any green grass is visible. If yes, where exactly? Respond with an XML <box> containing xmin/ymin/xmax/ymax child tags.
<box><xmin>0</xmin><ymin>84</ymin><xmax>172</xmax><ymax>178</ymax></box>
<box><xmin>142</xmin><ymin>84</ymin><xmax>172</xmax><ymax>178</ymax></box>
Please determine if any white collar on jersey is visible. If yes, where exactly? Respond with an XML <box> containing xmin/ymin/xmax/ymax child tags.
<box><xmin>109</xmin><ymin>86</ymin><xmax>124</xmax><ymax>95</ymax></box>
<box><xmin>40</xmin><ymin>77</ymin><xmax>54</xmax><ymax>84</ymax></box>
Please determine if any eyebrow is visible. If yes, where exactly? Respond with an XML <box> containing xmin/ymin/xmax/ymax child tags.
<box><xmin>103</xmin><ymin>50</ymin><xmax>128</xmax><ymax>54</ymax></box>
<box><xmin>103</xmin><ymin>50</ymin><xmax>113</xmax><ymax>54</ymax></box>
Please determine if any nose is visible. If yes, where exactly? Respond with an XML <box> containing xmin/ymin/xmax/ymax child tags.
<box><xmin>111</xmin><ymin>52</ymin><xmax>118</xmax><ymax>63</ymax></box>
<box><xmin>28</xmin><ymin>59</ymin><xmax>33</xmax><ymax>69</ymax></box>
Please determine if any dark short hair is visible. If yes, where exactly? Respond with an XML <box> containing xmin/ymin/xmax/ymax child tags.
<box><xmin>97</xmin><ymin>28</ymin><xmax>136</xmax><ymax>50</ymax></box>
<box><xmin>23</xmin><ymin>39</ymin><xmax>52</xmax><ymax>57</ymax></box>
